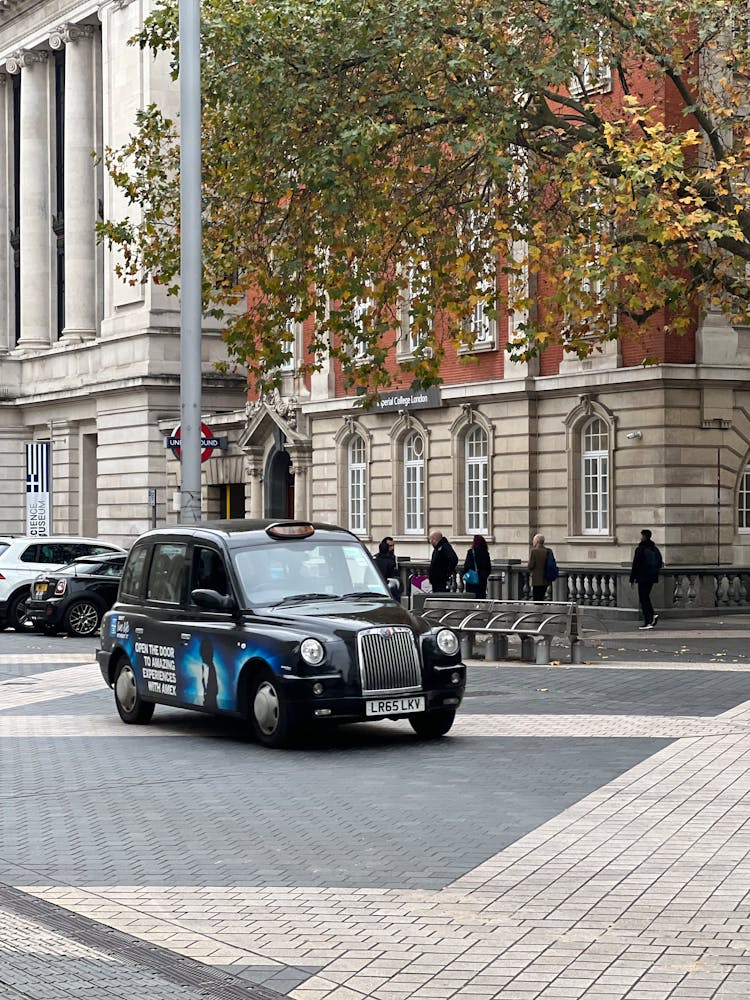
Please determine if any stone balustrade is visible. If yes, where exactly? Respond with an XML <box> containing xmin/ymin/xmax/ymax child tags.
<box><xmin>395</xmin><ymin>558</ymin><xmax>750</xmax><ymax>617</ymax></box>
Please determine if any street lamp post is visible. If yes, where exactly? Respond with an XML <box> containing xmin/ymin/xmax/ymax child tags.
<box><xmin>178</xmin><ymin>0</ymin><xmax>203</xmax><ymax>525</ymax></box>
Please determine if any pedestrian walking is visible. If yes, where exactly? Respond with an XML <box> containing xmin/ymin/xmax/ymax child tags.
<box><xmin>528</xmin><ymin>533</ymin><xmax>556</xmax><ymax>601</ymax></box>
<box><xmin>463</xmin><ymin>534</ymin><xmax>492</xmax><ymax>599</ymax></box>
<box><xmin>428</xmin><ymin>530</ymin><xmax>458</xmax><ymax>593</ymax></box>
<box><xmin>630</xmin><ymin>528</ymin><xmax>663</xmax><ymax>629</ymax></box>
<box><xmin>373</xmin><ymin>536</ymin><xmax>398</xmax><ymax>584</ymax></box>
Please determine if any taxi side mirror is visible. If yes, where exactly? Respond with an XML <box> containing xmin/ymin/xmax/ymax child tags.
<box><xmin>387</xmin><ymin>577</ymin><xmax>402</xmax><ymax>600</ymax></box>
<box><xmin>191</xmin><ymin>588</ymin><xmax>235</xmax><ymax>612</ymax></box>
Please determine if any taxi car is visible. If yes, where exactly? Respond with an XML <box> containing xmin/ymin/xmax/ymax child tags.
<box><xmin>97</xmin><ymin>520</ymin><xmax>465</xmax><ymax>747</ymax></box>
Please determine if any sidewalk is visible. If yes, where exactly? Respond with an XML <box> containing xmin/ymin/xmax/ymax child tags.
<box><xmin>3</xmin><ymin>639</ymin><xmax>750</xmax><ymax>999</ymax></box>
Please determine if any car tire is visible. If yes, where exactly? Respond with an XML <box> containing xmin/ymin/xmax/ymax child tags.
<box><xmin>248</xmin><ymin>668</ymin><xmax>294</xmax><ymax>748</ymax></box>
<box><xmin>408</xmin><ymin>708</ymin><xmax>456</xmax><ymax>739</ymax></box>
<box><xmin>8</xmin><ymin>590</ymin><xmax>33</xmax><ymax>633</ymax></box>
<box><xmin>114</xmin><ymin>659</ymin><xmax>155</xmax><ymax>725</ymax></box>
<box><xmin>64</xmin><ymin>599</ymin><xmax>102</xmax><ymax>638</ymax></box>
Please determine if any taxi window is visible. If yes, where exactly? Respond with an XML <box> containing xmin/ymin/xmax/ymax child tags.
<box><xmin>120</xmin><ymin>545</ymin><xmax>149</xmax><ymax>599</ymax></box>
<box><xmin>147</xmin><ymin>543</ymin><xmax>187</xmax><ymax>603</ymax></box>
<box><xmin>191</xmin><ymin>547</ymin><xmax>229</xmax><ymax>598</ymax></box>
<box><xmin>233</xmin><ymin>537</ymin><xmax>388</xmax><ymax>605</ymax></box>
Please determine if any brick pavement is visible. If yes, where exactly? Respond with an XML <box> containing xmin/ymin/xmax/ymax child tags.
<box><xmin>1</xmin><ymin>633</ymin><xmax>750</xmax><ymax>999</ymax></box>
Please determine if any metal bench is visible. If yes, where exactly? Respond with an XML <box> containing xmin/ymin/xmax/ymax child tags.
<box><xmin>420</xmin><ymin>597</ymin><xmax>586</xmax><ymax>665</ymax></box>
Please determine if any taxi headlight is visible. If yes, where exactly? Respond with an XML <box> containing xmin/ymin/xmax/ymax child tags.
<box><xmin>300</xmin><ymin>637</ymin><xmax>325</xmax><ymax>666</ymax></box>
<box><xmin>436</xmin><ymin>628</ymin><xmax>459</xmax><ymax>656</ymax></box>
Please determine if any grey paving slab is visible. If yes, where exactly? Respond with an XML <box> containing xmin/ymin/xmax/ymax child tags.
<box><xmin>460</xmin><ymin>666</ymin><xmax>750</xmax><ymax>718</ymax></box>
<box><xmin>0</xmin><ymin>722</ymin><xmax>669</xmax><ymax>887</ymax></box>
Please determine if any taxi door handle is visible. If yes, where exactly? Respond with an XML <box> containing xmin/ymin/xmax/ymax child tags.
<box><xmin>135</xmin><ymin>627</ymin><xmax>144</xmax><ymax>637</ymax></box>
<box><xmin>180</xmin><ymin>632</ymin><xmax>191</xmax><ymax>643</ymax></box>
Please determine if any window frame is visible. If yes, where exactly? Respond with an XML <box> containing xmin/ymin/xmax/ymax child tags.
<box><xmin>564</xmin><ymin>398</ymin><xmax>616</xmax><ymax>543</ymax></box>
<box><xmin>465</xmin><ymin>424</ymin><xmax>489</xmax><ymax>535</ymax></box>
<box><xmin>581</xmin><ymin>417</ymin><xmax>610</xmax><ymax>536</ymax></box>
<box><xmin>403</xmin><ymin>430</ymin><xmax>425</xmax><ymax>535</ymax></box>
<box><xmin>738</xmin><ymin>465</ymin><xmax>750</xmax><ymax>532</ymax></box>
<box><xmin>347</xmin><ymin>434</ymin><xmax>368</xmax><ymax>534</ymax></box>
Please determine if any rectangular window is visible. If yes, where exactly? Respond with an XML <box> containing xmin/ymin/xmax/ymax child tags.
<box><xmin>740</xmin><ymin>469</ymin><xmax>750</xmax><ymax>530</ymax></box>
<box><xmin>349</xmin><ymin>465</ymin><xmax>366</xmax><ymax>533</ymax></box>
<box><xmin>582</xmin><ymin>455</ymin><xmax>609</xmax><ymax>533</ymax></box>
<box><xmin>147</xmin><ymin>543</ymin><xmax>187</xmax><ymax>603</ymax></box>
<box><xmin>571</xmin><ymin>30</ymin><xmax>612</xmax><ymax>96</ymax></box>
<box><xmin>466</xmin><ymin>460</ymin><xmax>488</xmax><ymax>533</ymax></box>
<box><xmin>404</xmin><ymin>464</ymin><xmax>424</xmax><ymax>534</ymax></box>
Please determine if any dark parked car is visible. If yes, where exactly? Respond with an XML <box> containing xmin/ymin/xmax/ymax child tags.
<box><xmin>96</xmin><ymin>520</ymin><xmax>465</xmax><ymax>747</ymax></box>
<box><xmin>28</xmin><ymin>552</ymin><xmax>127</xmax><ymax>637</ymax></box>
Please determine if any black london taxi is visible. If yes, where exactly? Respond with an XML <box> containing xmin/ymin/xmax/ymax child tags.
<box><xmin>96</xmin><ymin>520</ymin><xmax>465</xmax><ymax>747</ymax></box>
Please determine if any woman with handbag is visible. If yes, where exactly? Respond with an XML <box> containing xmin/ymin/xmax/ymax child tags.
<box><xmin>463</xmin><ymin>534</ymin><xmax>492</xmax><ymax>599</ymax></box>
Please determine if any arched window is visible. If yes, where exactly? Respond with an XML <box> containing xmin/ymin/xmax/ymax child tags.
<box><xmin>347</xmin><ymin>435</ymin><xmax>367</xmax><ymax>533</ymax></box>
<box><xmin>403</xmin><ymin>432</ymin><xmax>425</xmax><ymax>534</ymax></box>
<box><xmin>465</xmin><ymin>425</ymin><xmax>488</xmax><ymax>533</ymax></box>
<box><xmin>582</xmin><ymin>417</ymin><xmax>609</xmax><ymax>533</ymax></box>
<box><xmin>739</xmin><ymin>464</ymin><xmax>750</xmax><ymax>531</ymax></box>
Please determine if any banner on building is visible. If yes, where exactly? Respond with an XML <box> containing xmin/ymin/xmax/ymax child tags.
<box><xmin>25</xmin><ymin>442</ymin><xmax>51</xmax><ymax>536</ymax></box>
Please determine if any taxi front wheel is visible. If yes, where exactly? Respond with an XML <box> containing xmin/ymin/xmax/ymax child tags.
<box><xmin>409</xmin><ymin>708</ymin><xmax>456</xmax><ymax>739</ymax></box>
<box><xmin>248</xmin><ymin>669</ymin><xmax>293</xmax><ymax>748</ymax></box>
<box><xmin>114</xmin><ymin>660</ymin><xmax>155</xmax><ymax>725</ymax></box>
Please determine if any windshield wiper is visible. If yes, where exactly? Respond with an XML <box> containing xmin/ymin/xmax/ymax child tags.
<box><xmin>272</xmin><ymin>593</ymin><xmax>336</xmax><ymax>606</ymax></box>
<box><xmin>339</xmin><ymin>591</ymin><xmax>384</xmax><ymax>600</ymax></box>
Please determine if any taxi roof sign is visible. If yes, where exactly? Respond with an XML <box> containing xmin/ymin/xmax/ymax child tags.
<box><xmin>266</xmin><ymin>522</ymin><xmax>315</xmax><ymax>539</ymax></box>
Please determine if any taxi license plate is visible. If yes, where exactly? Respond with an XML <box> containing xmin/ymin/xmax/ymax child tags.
<box><xmin>34</xmin><ymin>583</ymin><xmax>48</xmax><ymax>598</ymax></box>
<box><xmin>366</xmin><ymin>695</ymin><xmax>425</xmax><ymax>716</ymax></box>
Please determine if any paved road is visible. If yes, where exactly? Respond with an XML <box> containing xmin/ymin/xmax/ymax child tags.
<box><xmin>1</xmin><ymin>619</ymin><xmax>749</xmax><ymax>999</ymax></box>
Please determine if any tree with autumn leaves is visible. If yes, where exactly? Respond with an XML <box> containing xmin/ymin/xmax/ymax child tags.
<box><xmin>99</xmin><ymin>0</ymin><xmax>750</xmax><ymax>395</ymax></box>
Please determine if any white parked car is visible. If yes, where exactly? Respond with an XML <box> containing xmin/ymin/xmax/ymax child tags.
<box><xmin>0</xmin><ymin>536</ymin><xmax>126</xmax><ymax>632</ymax></box>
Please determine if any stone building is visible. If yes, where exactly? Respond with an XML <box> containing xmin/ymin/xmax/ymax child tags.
<box><xmin>2</xmin><ymin>0</ymin><xmax>750</xmax><ymax>593</ymax></box>
<box><xmin>0</xmin><ymin>0</ymin><xmax>246</xmax><ymax>545</ymax></box>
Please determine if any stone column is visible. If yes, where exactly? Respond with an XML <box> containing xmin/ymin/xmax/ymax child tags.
<box><xmin>0</xmin><ymin>74</ymin><xmax>9</xmax><ymax>353</ymax></box>
<box><xmin>287</xmin><ymin>444</ymin><xmax>312</xmax><ymax>520</ymax></box>
<box><xmin>7</xmin><ymin>50</ymin><xmax>51</xmax><ymax>350</ymax></box>
<box><xmin>244</xmin><ymin>447</ymin><xmax>264</xmax><ymax>518</ymax></box>
<box><xmin>50</xmin><ymin>24</ymin><xmax>97</xmax><ymax>342</ymax></box>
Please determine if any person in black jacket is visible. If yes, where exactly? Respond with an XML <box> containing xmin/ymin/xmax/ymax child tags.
<box><xmin>630</xmin><ymin>528</ymin><xmax>664</xmax><ymax>629</ymax></box>
<box><xmin>428</xmin><ymin>530</ymin><xmax>458</xmax><ymax>593</ymax></box>
<box><xmin>463</xmin><ymin>534</ymin><xmax>492</xmax><ymax>599</ymax></box>
<box><xmin>373</xmin><ymin>536</ymin><xmax>397</xmax><ymax>583</ymax></box>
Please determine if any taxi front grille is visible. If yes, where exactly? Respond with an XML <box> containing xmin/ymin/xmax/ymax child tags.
<box><xmin>358</xmin><ymin>627</ymin><xmax>422</xmax><ymax>695</ymax></box>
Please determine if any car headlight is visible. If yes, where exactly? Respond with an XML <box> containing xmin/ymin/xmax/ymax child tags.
<box><xmin>300</xmin><ymin>637</ymin><xmax>325</xmax><ymax>666</ymax></box>
<box><xmin>435</xmin><ymin>628</ymin><xmax>459</xmax><ymax>656</ymax></box>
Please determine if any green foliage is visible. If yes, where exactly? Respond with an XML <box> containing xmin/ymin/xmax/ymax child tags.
<box><xmin>98</xmin><ymin>0</ymin><xmax>750</xmax><ymax>393</ymax></box>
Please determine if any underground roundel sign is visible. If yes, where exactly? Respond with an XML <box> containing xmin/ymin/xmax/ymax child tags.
<box><xmin>168</xmin><ymin>422</ymin><xmax>220</xmax><ymax>463</ymax></box>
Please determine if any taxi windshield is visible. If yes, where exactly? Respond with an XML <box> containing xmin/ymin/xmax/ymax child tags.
<box><xmin>232</xmin><ymin>538</ymin><xmax>390</xmax><ymax>606</ymax></box>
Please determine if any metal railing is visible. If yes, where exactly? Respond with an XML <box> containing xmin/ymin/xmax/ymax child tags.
<box><xmin>396</xmin><ymin>558</ymin><xmax>750</xmax><ymax>617</ymax></box>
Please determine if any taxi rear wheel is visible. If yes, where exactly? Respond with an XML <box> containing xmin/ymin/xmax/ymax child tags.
<box><xmin>114</xmin><ymin>660</ymin><xmax>155</xmax><ymax>725</ymax></box>
<box><xmin>409</xmin><ymin>708</ymin><xmax>456</xmax><ymax>739</ymax></box>
<box><xmin>248</xmin><ymin>669</ymin><xmax>293</xmax><ymax>748</ymax></box>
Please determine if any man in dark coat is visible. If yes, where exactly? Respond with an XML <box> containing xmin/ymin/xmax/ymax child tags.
<box><xmin>630</xmin><ymin>528</ymin><xmax>664</xmax><ymax>629</ymax></box>
<box><xmin>373</xmin><ymin>537</ymin><xmax>397</xmax><ymax>583</ymax></box>
<box><xmin>428</xmin><ymin>530</ymin><xmax>458</xmax><ymax>593</ymax></box>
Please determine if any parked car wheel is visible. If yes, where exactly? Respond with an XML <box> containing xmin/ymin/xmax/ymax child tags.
<box><xmin>248</xmin><ymin>668</ymin><xmax>293</xmax><ymax>748</ymax></box>
<box><xmin>408</xmin><ymin>708</ymin><xmax>456</xmax><ymax>739</ymax></box>
<box><xmin>8</xmin><ymin>590</ymin><xmax>33</xmax><ymax>633</ymax></box>
<box><xmin>64</xmin><ymin>599</ymin><xmax>102</xmax><ymax>638</ymax></box>
<box><xmin>114</xmin><ymin>659</ymin><xmax>155</xmax><ymax>724</ymax></box>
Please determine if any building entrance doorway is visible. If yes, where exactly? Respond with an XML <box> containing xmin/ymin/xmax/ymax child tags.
<box><xmin>265</xmin><ymin>448</ymin><xmax>294</xmax><ymax>519</ymax></box>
